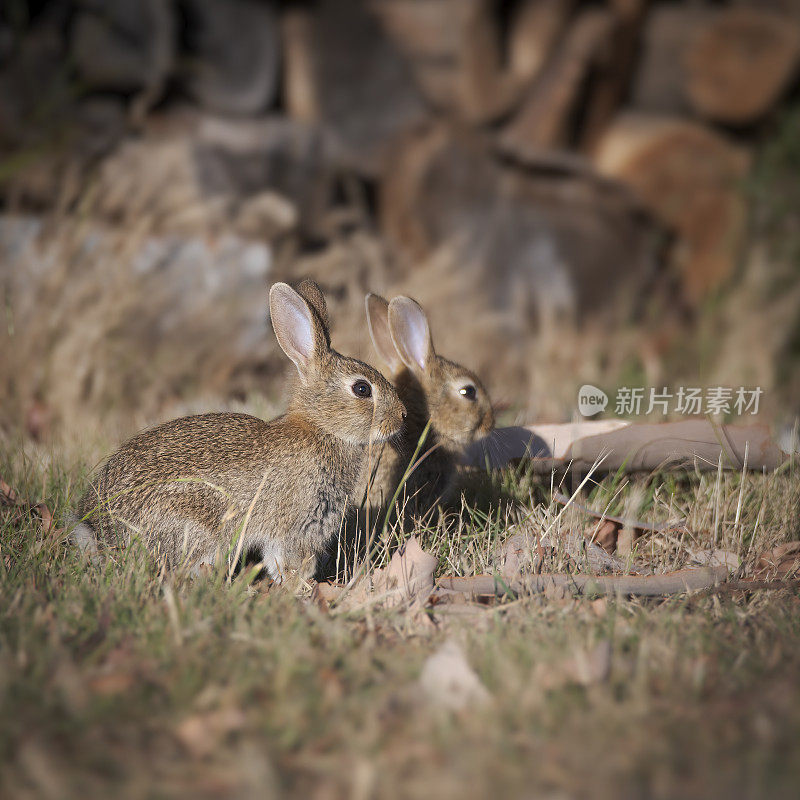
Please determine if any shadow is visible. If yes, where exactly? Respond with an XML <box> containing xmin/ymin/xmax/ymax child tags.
<box><xmin>464</xmin><ymin>426</ymin><xmax>553</xmax><ymax>470</ymax></box>
<box><xmin>315</xmin><ymin>503</ymin><xmax>384</xmax><ymax>583</ymax></box>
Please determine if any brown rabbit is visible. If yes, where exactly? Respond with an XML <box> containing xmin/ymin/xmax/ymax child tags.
<box><xmin>357</xmin><ymin>293</ymin><xmax>494</xmax><ymax>516</ymax></box>
<box><xmin>72</xmin><ymin>280</ymin><xmax>406</xmax><ymax>581</ymax></box>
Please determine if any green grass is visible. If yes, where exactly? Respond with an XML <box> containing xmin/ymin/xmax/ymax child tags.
<box><xmin>2</xmin><ymin>435</ymin><xmax>800</xmax><ymax>799</ymax></box>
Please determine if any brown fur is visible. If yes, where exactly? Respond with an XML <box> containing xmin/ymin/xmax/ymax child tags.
<box><xmin>356</xmin><ymin>294</ymin><xmax>494</xmax><ymax>515</ymax></box>
<box><xmin>74</xmin><ymin>281</ymin><xmax>405</xmax><ymax>580</ymax></box>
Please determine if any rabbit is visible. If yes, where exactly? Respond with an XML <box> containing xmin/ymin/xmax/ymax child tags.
<box><xmin>71</xmin><ymin>280</ymin><xmax>406</xmax><ymax>582</ymax></box>
<box><xmin>356</xmin><ymin>293</ymin><xmax>495</xmax><ymax>517</ymax></box>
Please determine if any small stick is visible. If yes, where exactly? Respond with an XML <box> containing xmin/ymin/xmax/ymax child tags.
<box><xmin>437</xmin><ymin>565</ymin><xmax>731</xmax><ymax>598</ymax></box>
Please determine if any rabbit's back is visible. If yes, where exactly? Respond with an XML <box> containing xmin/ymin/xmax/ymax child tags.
<box><xmin>80</xmin><ymin>412</ymin><xmax>361</xmax><ymax>571</ymax></box>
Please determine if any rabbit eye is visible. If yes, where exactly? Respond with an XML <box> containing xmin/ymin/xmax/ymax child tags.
<box><xmin>351</xmin><ymin>379</ymin><xmax>372</xmax><ymax>399</ymax></box>
<box><xmin>459</xmin><ymin>384</ymin><xmax>477</xmax><ymax>401</ymax></box>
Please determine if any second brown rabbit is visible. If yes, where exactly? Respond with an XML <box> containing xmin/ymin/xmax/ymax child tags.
<box><xmin>355</xmin><ymin>294</ymin><xmax>494</xmax><ymax>517</ymax></box>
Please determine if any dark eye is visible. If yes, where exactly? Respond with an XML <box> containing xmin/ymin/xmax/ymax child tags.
<box><xmin>351</xmin><ymin>379</ymin><xmax>372</xmax><ymax>398</ymax></box>
<box><xmin>459</xmin><ymin>384</ymin><xmax>476</xmax><ymax>401</ymax></box>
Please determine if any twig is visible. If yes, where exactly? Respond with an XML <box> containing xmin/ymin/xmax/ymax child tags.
<box><xmin>437</xmin><ymin>565</ymin><xmax>731</xmax><ymax>598</ymax></box>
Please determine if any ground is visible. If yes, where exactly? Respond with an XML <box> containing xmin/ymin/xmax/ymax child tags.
<box><xmin>2</xmin><ymin>432</ymin><xmax>800</xmax><ymax>800</ymax></box>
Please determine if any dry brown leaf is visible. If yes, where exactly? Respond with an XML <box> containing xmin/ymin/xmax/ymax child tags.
<box><xmin>495</xmin><ymin>532</ymin><xmax>543</xmax><ymax>580</ymax></box>
<box><xmin>310</xmin><ymin>581</ymin><xmax>343</xmax><ymax>611</ymax></box>
<box><xmin>755</xmin><ymin>542</ymin><xmax>800</xmax><ymax>581</ymax></box>
<box><xmin>590</xmin><ymin>598</ymin><xmax>607</xmax><ymax>618</ymax></box>
<box><xmin>34</xmin><ymin>502</ymin><xmax>54</xmax><ymax>534</ymax></box>
<box><xmin>418</xmin><ymin>640</ymin><xmax>491</xmax><ymax>713</ymax></box>
<box><xmin>0</xmin><ymin>475</ymin><xmax>19</xmax><ymax>506</ymax></box>
<box><xmin>543</xmin><ymin>526</ymin><xmax>634</xmax><ymax>575</ymax></box>
<box><xmin>88</xmin><ymin>671</ymin><xmax>138</xmax><ymax>697</ymax></box>
<box><xmin>555</xmin><ymin>491</ymin><xmax>678</xmax><ymax>535</ymax></box>
<box><xmin>688</xmin><ymin>548</ymin><xmax>739</xmax><ymax>571</ymax></box>
<box><xmin>371</xmin><ymin>536</ymin><xmax>437</xmax><ymax>609</ymax></box>
<box><xmin>25</xmin><ymin>398</ymin><xmax>51</xmax><ymax>441</ymax></box>
<box><xmin>588</xmin><ymin>519</ymin><xmax>620</xmax><ymax>554</ymax></box>
<box><xmin>538</xmin><ymin>640</ymin><xmax>612</xmax><ymax>690</ymax></box>
<box><xmin>175</xmin><ymin>708</ymin><xmax>247</xmax><ymax>759</ymax></box>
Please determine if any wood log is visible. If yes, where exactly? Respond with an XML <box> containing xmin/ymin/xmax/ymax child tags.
<box><xmin>181</xmin><ymin>0</ymin><xmax>280</xmax><ymax>116</ymax></box>
<box><xmin>685</xmin><ymin>8</ymin><xmax>800</xmax><ymax>125</ymax></box>
<box><xmin>465</xmin><ymin>421</ymin><xmax>784</xmax><ymax>473</ymax></box>
<box><xmin>308</xmin><ymin>0</ymin><xmax>427</xmax><ymax>174</ymax></box>
<box><xmin>379</xmin><ymin>123</ymin><xmax>453</xmax><ymax>262</ymax></box>
<box><xmin>499</xmin><ymin>8</ymin><xmax>613</xmax><ymax>155</ymax></box>
<box><xmin>630</xmin><ymin>4</ymin><xmax>714</xmax><ymax>116</ymax></box>
<box><xmin>281</xmin><ymin>4</ymin><xmax>319</xmax><ymax>123</ymax></box>
<box><xmin>371</xmin><ymin>0</ymin><xmax>516</xmax><ymax>122</ymax></box>
<box><xmin>593</xmin><ymin>113</ymin><xmax>750</xmax><ymax>300</ymax></box>
<box><xmin>71</xmin><ymin>0</ymin><xmax>174</xmax><ymax>117</ymax></box>
<box><xmin>380</xmin><ymin>123</ymin><xmax>654</xmax><ymax>317</ymax></box>
<box><xmin>579</xmin><ymin>0</ymin><xmax>647</xmax><ymax>152</ymax></box>
<box><xmin>735</xmin><ymin>0</ymin><xmax>800</xmax><ymax>19</ymax></box>
<box><xmin>507</xmin><ymin>0</ymin><xmax>575</xmax><ymax>86</ymax></box>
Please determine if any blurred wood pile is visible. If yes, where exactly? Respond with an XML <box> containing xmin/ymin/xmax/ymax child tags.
<box><xmin>2</xmin><ymin>0</ymin><xmax>800</xmax><ymax>437</ymax></box>
<box><xmin>2</xmin><ymin>0</ymin><xmax>799</xmax><ymax>310</ymax></box>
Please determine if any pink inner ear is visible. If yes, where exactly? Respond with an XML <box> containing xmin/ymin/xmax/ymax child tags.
<box><xmin>404</xmin><ymin>314</ymin><xmax>429</xmax><ymax>369</ymax></box>
<box><xmin>392</xmin><ymin>300</ymin><xmax>431</xmax><ymax>371</ymax></box>
<box><xmin>284</xmin><ymin>299</ymin><xmax>315</xmax><ymax>362</ymax></box>
<box><xmin>272</xmin><ymin>285</ymin><xmax>316</xmax><ymax>369</ymax></box>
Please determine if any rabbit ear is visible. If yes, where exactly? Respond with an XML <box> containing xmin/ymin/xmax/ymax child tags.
<box><xmin>269</xmin><ymin>282</ymin><xmax>329</xmax><ymax>378</ymax></box>
<box><xmin>295</xmin><ymin>278</ymin><xmax>331</xmax><ymax>342</ymax></box>
<box><xmin>388</xmin><ymin>296</ymin><xmax>435</xmax><ymax>373</ymax></box>
<box><xmin>366</xmin><ymin>293</ymin><xmax>403</xmax><ymax>374</ymax></box>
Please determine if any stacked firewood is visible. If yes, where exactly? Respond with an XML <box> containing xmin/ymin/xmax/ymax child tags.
<box><xmin>3</xmin><ymin>0</ymin><xmax>800</xmax><ymax>313</ymax></box>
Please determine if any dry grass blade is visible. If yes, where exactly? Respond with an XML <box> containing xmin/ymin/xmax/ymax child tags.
<box><xmin>228</xmin><ymin>467</ymin><xmax>271</xmax><ymax>583</ymax></box>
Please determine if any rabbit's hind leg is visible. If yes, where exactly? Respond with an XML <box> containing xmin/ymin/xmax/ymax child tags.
<box><xmin>256</xmin><ymin>539</ymin><xmax>286</xmax><ymax>583</ymax></box>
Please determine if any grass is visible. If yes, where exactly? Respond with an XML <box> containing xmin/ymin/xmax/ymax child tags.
<box><xmin>2</xmin><ymin>430</ymin><xmax>800</xmax><ymax>800</ymax></box>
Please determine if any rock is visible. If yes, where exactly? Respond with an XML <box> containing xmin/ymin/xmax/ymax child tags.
<box><xmin>0</xmin><ymin>215</ymin><xmax>276</xmax><ymax>433</ymax></box>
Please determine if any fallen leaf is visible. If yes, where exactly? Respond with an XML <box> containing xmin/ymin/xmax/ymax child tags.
<box><xmin>88</xmin><ymin>671</ymin><xmax>137</xmax><ymax>696</ymax></box>
<box><xmin>495</xmin><ymin>532</ymin><xmax>543</xmax><ymax>580</ymax></box>
<box><xmin>688</xmin><ymin>548</ymin><xmax>739</xmax><ymax>571</ymax></box>
<box><xmin>538</xmin><ymin>640</ymin><xmax>612</xmax><ymax>690</ymax></box>
<box><xmin>0</xmin><ymin>475</ymin><xmax>19</xmax><ymax>506</ymax></box>
<box><xmin>555</xmin><ymin>491</ymin><xmax>683</xmax><ymax>536</ymax></box>
<box><xmin>34</xmin><ymin>502</ymin><xmax>54</xmax><ymax>534</ymax></box>
<box><xmin>312</xmin><ymin>581</ymin><xmax>344</xmax><ymax>610</ymax></box>
<box><xmin>616</xmin><ymin>526</ymin><xmax>634</xmax><ymax>558</ymax></box>
<box><xmin>371</xmin><ymin>536</ymin><xmax>437</xmax><ymax>609</ymax></box>
<box><xmin>755</xmin><ymin>542</ymin><xmax>800</xmax><ymax>580</ymax></box>
<box><xmin>25</xmin><ymin>399</ymin><xmax>51</xmax><ymax>441</ymax></box>
<box><xmin>543</xmin><ymin>526</ymin><xmax>634</xmax><ymax>575</ymax></box>
<box><xmin>570</xmin><ymin>639</ymin><xmax>612</xmax><ymax>686</ymax></box>
<box><xmin>587</xmin><ymin>519</ymin><xmax>620</xmax><ymax>554</ymax></box>
<box><xmin>175</xmin><ymin>707</ymin><xmax>247</xmax><ymax>759</ymax></box>
<box><xmin>418</xmin><ymin>640</ymin><xmax>491</xmax><ymax>712</ymax></box>
<box><xmin>590</xmin><ymin>598</ymin><xmax>607</xmax><ymax>618</ymax></box>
